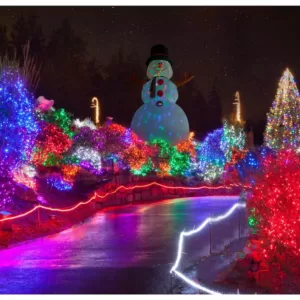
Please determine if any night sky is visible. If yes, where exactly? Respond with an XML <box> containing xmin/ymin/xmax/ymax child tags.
<box><xmin>1</xmin><ymin>6</ymin><xmax>300</xmax><ymax>122</ymax></box>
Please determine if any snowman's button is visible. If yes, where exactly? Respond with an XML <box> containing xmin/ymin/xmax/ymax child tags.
<box><xmin>157</xmin><ymin>90</ymin><xmax>164</xmax><ymax>97</ymax></box>
<box><xmin>157</xmin><ymin>79</ymin><xmax>164</xmax><ymax>85</ymax></box>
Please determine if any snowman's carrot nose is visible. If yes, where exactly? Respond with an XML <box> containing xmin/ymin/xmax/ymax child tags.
<box><xmin>157</xmin><ymin>62</ymin><xmax>163</xmax><ymax>69</ymax></box>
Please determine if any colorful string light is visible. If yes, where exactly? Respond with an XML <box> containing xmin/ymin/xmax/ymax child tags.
<box><xmin>221</xmin><ymin>120</ymin><xmax>246</xmax><ymax>162</ymax></box>
<box><xmin>43</xmin><ymin>108</ymin><xmax>75</xmax><ymax>138</ymax></box>
<box><xmin>32</xmin><ymin>123</ymin><xmax>72</xmax><ymax>166</ymax></box>
<box><xmin>264</xmin><ymin>68</ymin><xmax>300</xmax><ymax>150</ymax></box>
<box><xmin>71</xmin><ymin>146</ymin><xmax>102</xmax><ymax>174</ymax></box>
<box><xmin>61</xmin><ymin>165</ymin><xmax>80</xmax><ymax>182</ymax></box>
<box><xmin>197</xmin><ymin>128</ymin><xmax>226</xmax><ymax>182</ymax></box>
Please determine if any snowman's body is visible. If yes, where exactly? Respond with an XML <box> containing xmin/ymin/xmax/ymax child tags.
<box><xmin>131</xmin><ymin>57</ymin><xmax>189</xmax><ymax>145</ymax></box>
<box><xmin>141</xmin><ymin>77</ymin><xmax>178</xmax><ymax>104</ymax></box>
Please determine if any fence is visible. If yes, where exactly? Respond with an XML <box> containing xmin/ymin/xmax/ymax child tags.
<box><xmin>0</xmin><ymin>174</ymin><xmax>247</xmax><ymax>236</ymax></box>
<box><xmin>91</xmin><ymin>174</ymin><xmax>244</xmax><ymax>210</ymax></box>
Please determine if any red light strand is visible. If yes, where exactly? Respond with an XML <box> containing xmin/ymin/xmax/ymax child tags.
<box><xmin>0</xmin><ymin>182</ymin><xmax>249</xmax><ymax>223</ymax></box>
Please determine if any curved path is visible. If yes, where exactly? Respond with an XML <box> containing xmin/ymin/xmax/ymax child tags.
<box><xmin>0</xmin><ymin>195</ymin><xmax>238</xmax><ymax>294</ymax></box>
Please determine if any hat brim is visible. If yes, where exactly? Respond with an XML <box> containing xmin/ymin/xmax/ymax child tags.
<box><xmin>146</xmin><ymin>56</ymin><xmax>173</xmax><ymax>66</ymax></box>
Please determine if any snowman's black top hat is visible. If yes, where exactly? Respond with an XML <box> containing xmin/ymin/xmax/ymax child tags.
<box><xmin>146</xmin><ymin>44</ymin><xmax>173</xmax><ymax>66</ymax></box>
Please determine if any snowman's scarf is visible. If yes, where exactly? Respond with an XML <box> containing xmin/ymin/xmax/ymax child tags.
<box><xmin>150</xmin><ymin>77</ymin><xmax>156</xmax><ymax>98</ymax></box>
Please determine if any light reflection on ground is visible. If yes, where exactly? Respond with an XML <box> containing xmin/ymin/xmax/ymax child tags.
<box><xmin>0</xmin><ymin>196</ymin><xmax>238</xmax><ymax>294</ymax></box>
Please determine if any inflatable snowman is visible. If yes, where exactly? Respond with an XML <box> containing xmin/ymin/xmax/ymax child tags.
<box><xmin>131</xmin><ymin>44</ymin><xmax>191</xmax><ymax>145</ymax></box>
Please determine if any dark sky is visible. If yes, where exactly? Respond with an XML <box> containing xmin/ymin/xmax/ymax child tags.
<box><xmin>1</xmin><ymin>6</ymin><xmax>300</xmax><ymax>121</ymax></box>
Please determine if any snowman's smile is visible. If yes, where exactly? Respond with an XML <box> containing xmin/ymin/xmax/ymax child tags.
<box><xmin>156</xmin><ymin>100</ymin><xmax>164</xmax><ymax>107</ymax></box>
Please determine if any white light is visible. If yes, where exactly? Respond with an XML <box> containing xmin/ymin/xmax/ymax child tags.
<box><xmin>72</xmin><ymin>146</ymin><xmax>102</xmax><ymax>170</ymax></box>
<box><xmin>170</xmin><ymin>202</ymin><xmax>246</xmax><ymax>294</ymax></box>
<box><xmin>73</xmin><ymin>118</ymin><xmax>97</xmax><ymax>130</ymax></box>
<box><xmin>173</xmin><ymin>270</ymin><xmax>221</xmax><ymax>295</ymax></box>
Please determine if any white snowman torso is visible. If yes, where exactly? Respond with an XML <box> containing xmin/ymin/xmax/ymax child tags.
<box><xmin>141</xmin><ymin>77</ymin><xmax>178</xmax><ymax>104</ymax></box>
<box><xmin>131</xmin><ymin>55</ymin><xmax>189</xmax><ymax>145</ymax></box>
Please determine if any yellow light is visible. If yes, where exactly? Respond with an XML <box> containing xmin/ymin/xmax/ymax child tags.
<box><xmin>233</xmin><ymin>91</ymin><xmax>242</xmax><ymax>124</ymax></box>
<box><xmin>91</xmin><ymin>97</ymin><xmax>100</xmax><ymax>125</ymax></box>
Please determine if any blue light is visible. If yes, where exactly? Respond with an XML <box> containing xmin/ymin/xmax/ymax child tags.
<box><xmin>46</xmin><ymin>175</ymin><xmax>73</xmax><ymax>191</ymax></box>
<box><xmin>0</xmin><ymin>69</ymin><xmax>39</xmax><ymax>172</ymax></box>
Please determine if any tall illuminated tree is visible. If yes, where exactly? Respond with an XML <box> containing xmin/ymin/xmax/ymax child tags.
<box><xmin>264</xmin><ymin>68</ymin><xmax>300</xmax><ymax>150</ymax></box>
<box><xmin>0</xmin><ymin>67</ymin><xmax>39</xmax><ymax>208</ymax></box>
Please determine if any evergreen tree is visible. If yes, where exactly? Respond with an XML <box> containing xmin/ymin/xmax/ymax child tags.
<box><xmin>38</xmin><ymin>19</ymin><xmax>90</xmax><ymax>117</ymax></box>
<box><xmin>177</xmin><ymin>78</ymin><xmax>208</xmax><ymax>139</ymax></box>
<box><xmin>0</xmin><ymin>25</ymin><xmax>9</xmax><ymax>59</ymax></box>
<box><xmin>103</xmin><ymin>47</ymin><xmax>144</xmax><ymax>125</ymax></box>
<box><xmin>11</xmin><ymin>15</ymin><xmax>44</xmax><ymax>61</ymax></box>
<box><xmin>264</xmin><ymin>68</ymin><xmax>300</xmax><ymax>150</ymax></box>
<box><xmin>207</xmin><ymin>82</ymin><xmax>223</xmax><ymax>131</ymax></box>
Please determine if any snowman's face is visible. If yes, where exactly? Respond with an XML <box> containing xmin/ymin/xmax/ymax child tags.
<box><xmin>147</xmin><ymin>60</ymin><xmax>173</xmax><ymax>79</ymax></box>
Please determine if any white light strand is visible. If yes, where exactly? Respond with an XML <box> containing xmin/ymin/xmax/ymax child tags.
<box><xmin>73</xmin><ymin>118</ymin><xmax>97</xmax><ymax>130</ymax></box>
<box><xmin>170</xmin><ymin>202</ymin><xmax>246</xmax><ymax>294</ymax></box>
<box><xmin>72</xmin><ymin>146</ymin><xmax>102</xmax><ymax>170</ymax></box>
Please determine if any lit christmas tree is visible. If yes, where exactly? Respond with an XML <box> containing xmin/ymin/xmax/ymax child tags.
<box><xmin>264</xmin><ymin>68</ymin><xmax>300</xmax><ymax>150</ymax></box>
<box><xmin>0</xmin><ymin>67</ymin><xmax>39</xmax><ymax>208</ymax></box>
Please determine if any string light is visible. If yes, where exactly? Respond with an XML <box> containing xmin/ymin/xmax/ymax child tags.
<box><xmin>46</xmin><ymin>175</ymin><xmax>73</xmax><ymax>191</ymax></box>
<box><xmin>91</xmin><ymin>97</ymin><xmax>100</xmax><ymax>125</ymax></box>
<box><xmin>170</xmin><ymin>201</ymin><xmax>246</xmax><ymax>294</ymax></box>
<box><xmin>73</xmin><ymin>118</ymin><xmax>97</xmax><ymax>130</ymax></box>
<box><xmin>72</xmin><ymin>146</ymin><xmax>102</xmax><ymax>174</ymax></box>
<box><xmin>264</xmin><ymin>68</ymin><xmax>300</xmax><ymax>150</ymax></box>
<box><xmin>221</xmin><ymin>120</ymin><xmax>246</xmax><ymax>162</ymax></box>
<box><xmin>43</xmin><ymin>108</ymin><xmax>75</xmax><ymax>138</ymax></box>
<box><xmin>0</xmin><ymin>181</ymin><xmax>248</xmax><ymax>223</ymax></box>
<box><xmin>233</xmin><ymin>91</ymin><xmax>242</xmax><ymax>124</ymax></box>
<box><xmin>0</xmin><ymin>164</ymin><xmax>16</xmax><ymax>209</ymax></box>
<box><xmin>32</xmin><ymin>123</ymin><xmax>72</xmax><ymax>166</ymax></box>
<box><xmin>12</xmin><ymin>169</ymin><xmax>37</xmax><ymax>190</ymax></box>
<box><xmin>247</xmin><ymin>149</ymin><xmax>300</xmax><ymax>289</ymax></box>
<box><xmin>61</xmin><ymin>165</ymin><xmax>80</xmax><ymax>182</ymax></box>
<box><xmin>197</xmin><ymin>128</ymin><xmax>226</xmax><ymax>182</ymax></box>
<box><xmin>0</xmin><ymin>68</ymin><xmax>39</xmax><ymax>171</ymax></box>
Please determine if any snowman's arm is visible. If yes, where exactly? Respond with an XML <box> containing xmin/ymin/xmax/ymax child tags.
<box><xmin>133</xmin><ymin>78</ymin><xmax>147</xmax><ymax>86</ymax></box>
<box><xmin>175</xmin><ymin>75</ymin><xmax>195</xmax><ymax>87</ymax></box>
<box><xmin>130</xmin><ymin>73</ymin><xmax>147</xmax><ymax>86</ymax></box>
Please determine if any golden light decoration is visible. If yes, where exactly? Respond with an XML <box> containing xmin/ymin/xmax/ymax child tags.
<box><xmin>233</xmin><ymin>91</ymin><xmax>242</xmax><ymax>124</ymax></box>
<box><xmin>158</xmin><ymin>162</ymin><xmax>170</xmax><ymax>177</ymax></box>
<box><xmin>176</xmin><ymin>131</ymin><xmax>196</xmax><ymax>157</ymax></box>
<box><xmin>62</xmin><ymin>165</ymin><xmax>80</xmax><ymax>182</ymax></box>
<box><xmin>91</xmin><ymin>97</ymin><xmax>100</xmax><ymax>125</ymax></box>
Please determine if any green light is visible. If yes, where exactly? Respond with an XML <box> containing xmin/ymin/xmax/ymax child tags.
<box><xmin>44</xmin><ymin>108</ymin><xmax>75</xmax><ymax>138</ymax></box>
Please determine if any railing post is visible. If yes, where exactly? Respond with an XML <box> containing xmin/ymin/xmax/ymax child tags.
<box><xmin>238</xmin><ymin>209</ymin><xmax>241</xmax><ymax>239</ymax></box>
<box><xmin>37</xmin><ymin>205</ymin><xmax>40</xmax><ymax>228</ymax></box>
<box><xmin>209</xmin><ymin>217</ymin><xmax>212</xmax><ymax>255</ymax></box>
